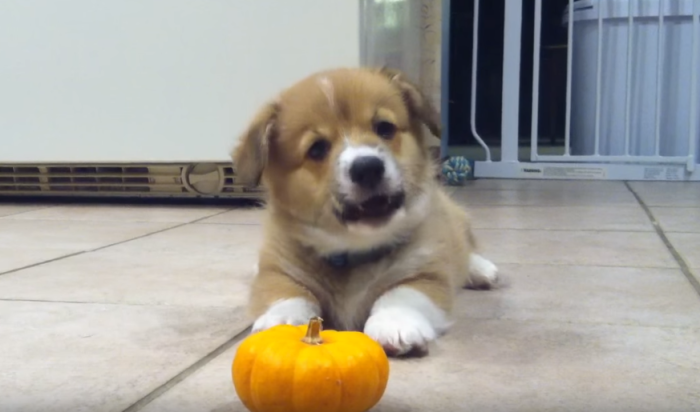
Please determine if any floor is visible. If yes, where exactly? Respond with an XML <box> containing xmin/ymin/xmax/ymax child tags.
<box><xmin>1</xmin><ymin>180</ymin><xmax>700</xmax><ymax>412</ymax></box>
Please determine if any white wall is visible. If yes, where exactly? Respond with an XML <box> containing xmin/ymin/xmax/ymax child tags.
<box><xmin>0</xmin><ymin>0</ymin><xmax>360</xmax><ymax>163</ymax></box>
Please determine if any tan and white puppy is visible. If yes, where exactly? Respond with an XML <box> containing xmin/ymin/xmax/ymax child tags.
<box><xmin>232</xmin><ymin>67</ymin><xmax>498</xmax><ymax>356</ymax></box>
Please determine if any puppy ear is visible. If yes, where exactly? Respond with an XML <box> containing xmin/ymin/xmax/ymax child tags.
<box><xmin>231</xmin><ymin>102</ymin><xmax>278</xmax><ymax>187</ymax></box>
<box><xmin>377</xmin><ymin>67</ymin><xmax>442</xmax><ymax>139</ymax></box>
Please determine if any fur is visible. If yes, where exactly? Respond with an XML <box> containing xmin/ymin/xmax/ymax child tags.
<box><xmin>231</xmin><ymin>67</ymin><xmax>498</xmax><ymax>356</ymax></box>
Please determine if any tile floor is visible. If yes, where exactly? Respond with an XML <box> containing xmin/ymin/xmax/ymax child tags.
<box><xmin>1</xmin><ymin>180</ymin><xmax>699</xmax><ymax>412</ymax></box>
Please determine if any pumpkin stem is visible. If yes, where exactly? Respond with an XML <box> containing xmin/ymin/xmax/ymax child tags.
<box><xmin>301</xmin><ymin>317</ymin><xmax>324</xmax><ymax>345</ymax></box>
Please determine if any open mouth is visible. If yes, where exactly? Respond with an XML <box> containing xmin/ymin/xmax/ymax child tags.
<box><xmin>336</xmin><ymin>192</ymin><xmax>405</xmax><ymax>224</ymax></box>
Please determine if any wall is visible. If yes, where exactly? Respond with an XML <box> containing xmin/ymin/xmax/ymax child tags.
<box><xmin>0</xmin><ymin>0</ymin><xmax>360</xmax><ymax>163</ymax></box>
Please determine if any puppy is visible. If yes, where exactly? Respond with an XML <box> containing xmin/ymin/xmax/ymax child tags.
<box><xmin>231</xmin><ymin>67</ymin><xmax>498</xmax><ymax>356</ymax></box>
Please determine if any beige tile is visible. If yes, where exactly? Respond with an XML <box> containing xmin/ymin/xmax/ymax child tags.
<box><xmin>474</xmin><ymin>229</ymin><xmax>677</xmax><ymax>268</ymax></box>
<box><xmin>459</xmin><ymin>264</ymin><xmax>700</xmax><ymax>327</ymax></box>
<box><xmin>452</xmin><ymin>187</ymin><xmax>639</xmax><ymax>207</ymax></box>
<box><xmin>667</xmin><ymin>233</ymin><xmax>700</xmax><ymax>269</ymax></box>
<box><xmin>140</xmin><ymin>320</ymin><xmax>700</xmax><ymax>412</ymax></box>
<box><xmin>0</xmin><ymin>204</ymin><xmax>49</xmax><ymax>218</ymax></box>
<box><xmin>9</xmin><ymin>204</ymin><xmax>227</xmax><ymax>223</ymax></box>
<box><xmin>0</xmin><ymin>219</ymin><xmax>175</xmax><ymax>273</ymax></box>
<box><xmin>463</xmin><ymin>179</ymin><xmax>628</xmax><ymax>192</ymax></box>
<box><xmin>139</xmin><ymin>344</ymin><xmax>240</xmax><ymax>412</ymax></box>
<box><xmin>469</xmin><ymin>206</ymin><xmax>652</xmax><ymax>231</ymax></box>
<box><xmin>375</xmin><ymin>321</ymin><xmax>700</xmax><ymax>412</ymax></box>
<box><xmin>0</xmin><ymin>224</ymin><xmax>262</xmax><ymax>307</ymax></box>
<box><xmin>0</xmin><ymin>300</ymin><xmax>247</xmax><ymax>412</ymax></box>
<box><xmin>651</xmin><ymin>207</ymin><xmax>700</xmax><ymax>233</ymax></box>
<box><xmin>628</xmin><ymin>181</ymin><xmax>700</xmax><ymax>207</ymax></box>
<box><xmin>197</xmin><ymin>207</ymin><xmax>265</xmax><ymax>225</ymax></box>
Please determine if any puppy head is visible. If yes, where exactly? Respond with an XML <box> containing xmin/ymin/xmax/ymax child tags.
<box><xmin>232</xmin><ymin>67</ymin><xmax>440</xmax><ymax>248</ymax></box>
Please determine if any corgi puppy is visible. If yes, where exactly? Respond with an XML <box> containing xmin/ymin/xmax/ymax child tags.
<box><xmin>232</xmin><ymin>67</ymin><xmax>498</xmax><ymax>356</ymax></box>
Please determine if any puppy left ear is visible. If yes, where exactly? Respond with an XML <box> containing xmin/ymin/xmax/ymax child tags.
<box><xmin>230</xmin><ymin>101</ymin><xmax>279</xmax><ymax>188</ymax></box>
<box><xmin>377</xmin><ymin>67</ymin><xmax>442</xmax><ymax>139</ymax></box>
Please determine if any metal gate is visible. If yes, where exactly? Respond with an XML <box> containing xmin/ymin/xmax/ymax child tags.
<box><xmin>462</xmin><ymin>0</ymin><xmax>700</xmax><ymax>181</ymax></box>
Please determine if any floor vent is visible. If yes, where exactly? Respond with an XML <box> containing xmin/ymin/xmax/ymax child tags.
<box><xmin>0</xmin><ymin>163</ymin><xmax>265</xmax><ymax>198</ymax></box>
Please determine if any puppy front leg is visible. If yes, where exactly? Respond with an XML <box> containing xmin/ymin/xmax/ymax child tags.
<box><xmin>248</xmin><ymin>269</ymin><xmax>320</xmax><ymax>333</ymax></box>
<box><xmin>467</xmin><ymin>253</ymin><xmax>499</xmax><ymax>289</ymax></box>
<box><xmin>364</xmin><ymin>278</ymin><xmax>452</xmax><ymax>357</ymax></box>
<box><xmin>465</xmin><ymin>226</ymin><xmax>499</xmax><ymax>289</ymax></box>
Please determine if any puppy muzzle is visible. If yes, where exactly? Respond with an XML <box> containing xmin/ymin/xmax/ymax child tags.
<box><xmin>334</xmin><ymin>192</ymin><xmax>405</xmax><ymax>224</ymax></box>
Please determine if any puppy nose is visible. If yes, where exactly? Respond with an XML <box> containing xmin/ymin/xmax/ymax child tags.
<box><xmin>349</xmin><ymin>156</ymin><xmax>385</xmax><ymax>189</ymax></box>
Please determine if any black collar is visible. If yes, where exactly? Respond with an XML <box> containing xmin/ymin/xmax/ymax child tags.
<box><xmin>322</xmin><ymin>243</ymin><xmax>401</xmax><ymax>269</ymax></box>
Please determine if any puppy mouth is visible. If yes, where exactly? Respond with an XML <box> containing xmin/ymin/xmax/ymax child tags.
<box><xmin>335</xmin><ymin>192</ymin><xmax>405</xmax><ymax>225</ymax></box>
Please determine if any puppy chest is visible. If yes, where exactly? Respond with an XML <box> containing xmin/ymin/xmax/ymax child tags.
<box><xmin>322</xmin><ymin>288</ymin><xmax>375</xmax><ymax>332</ymax></box>
<box><xmin>312</xmin><ymin>249</ymin><xmax>438</xmax><ymax>330</ymax></box>
<box><xmin>312</xmin><ymin>269</ymin><xmax>386</xmax><ymax>331</ymax></box>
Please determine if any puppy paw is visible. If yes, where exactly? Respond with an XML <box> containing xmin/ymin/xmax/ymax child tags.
<box><xmin>251</xmin><ymin>298</ymin><xmax>320</xmax><ymax>333</ymax></box>
<box><xmin>364</xmin><ymin>308</ymin><xmax>437</xmax><ymax>357</ymax></box>
<box><xmin>467</xmin><ymin>253</ymin><xmax>499</xmax><ymax>289</ymax></box>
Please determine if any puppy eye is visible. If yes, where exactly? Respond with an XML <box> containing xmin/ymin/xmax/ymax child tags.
<box><xmin>307</xmin><ymin>139</ymin><xmax>331</xmax><ymax>161</ymax></box>
<box><xmin>374</xmin><ymin>121</ymin><xmax>397</xmax><ymax>140</ymax></box>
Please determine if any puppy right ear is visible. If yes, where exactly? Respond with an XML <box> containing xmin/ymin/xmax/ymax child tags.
<box><xmin>377</xmin><ymin>67</ymin><xmax>442</xmax><ymax>139</ymax></box>
<box><xmin>231</xmin><ymin>102</ymin><xmax>279</xmax><ymax>188</ymax></box>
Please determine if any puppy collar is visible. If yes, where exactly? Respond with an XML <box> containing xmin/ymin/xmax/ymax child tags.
<box><xmin>323</xmin><ymin>243</ymin><xmax>399</xmax><ymax>269</ymax></box>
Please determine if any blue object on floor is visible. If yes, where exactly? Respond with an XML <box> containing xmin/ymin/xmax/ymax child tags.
<box><xmin>441</xmin><ymin>156</ymin><xmax>472</xmax><ymax>185</ymax></box>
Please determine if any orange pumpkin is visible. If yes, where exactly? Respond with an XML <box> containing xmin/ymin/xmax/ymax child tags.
<box><xmin>232</xmin><ymin>317</ymin><xmax>390</xmax><ymax>412</ymax></box>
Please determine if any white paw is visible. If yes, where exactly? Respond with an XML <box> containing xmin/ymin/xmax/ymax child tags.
<box><xmin>364</xmin><ymin>307</ymin><xmax>437</xmax><ymax>357</ymax></box>
<box><xmin>468</xmin><ymin>253</ymin><xmax>499</xmax><ymax>288</ymax></box>
<box><xmin>364</xmin><ymin>308</ymin><xmax>437</xmax><ymax>356</ymax></box>
<box><xmin>364</xmin><ymin>286</ymin><xmax>451</xmax><ymax>356</ymax></box>
<box><xmin>251</xmin><ymin>297</ymin><xmax>320</xmax><ymax>333</ymax></box>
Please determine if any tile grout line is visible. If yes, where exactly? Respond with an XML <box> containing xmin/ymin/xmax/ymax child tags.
<box><xmin>455</xmin><ymin>315</ymin><xmax>700</xmax><ymax>331</ymax></box>
<box><xmin>0</xmin><ymin>210</ymin><xmax>237</xmax><ymax>224</ymax></box>
<box><xmin>0</xmin><ymin>258</ymin><xmax>682</xmax><ymax>279</ymax></box>
<box><xmin>0</xmin><ymin>209</ymin><xmax>232</xmax><ymax>278</ymax></box>
<box><xmin>624</xmin><ymin>181</ymin><xmax>700</xmax><ymax>297</ymax></box>
<box><xmin>464</xmin><ymin>203</ymin><xmax>700</xmax><ymax>209</ymax></box>
<box><xmin>0</xmin><ymin>204</ymin><xmax>57</xmax><ymax>219</ymax></box>
<box><xmin>120</xmin><ymin>326</ymin><xmax>252</xmax><ymax>412</ymax></box>
<box><xmin>482</xmin><ymin>262</ymin><xmax>681</xmax><ymax>270</ymax></box>
<box><xmin>0</xmin><ymin>225</ymin><xmax>185</xmax><ymax>278</ymax></box>
<box><xmin>0</xmin><ymin>251</ymin><xmax>88</xmax><ymax>277</ymax></box>
<box><xmin>0</xmin><ymin>295</ymin><xmax>695</xmax><ymax>332</ymax></box>
<box><xmin>194</xmin><ymin>221</ymin><xmax>261</xmax><ymax>226</ymax></box>
<box><xmin>0</xmin><ymin>297</ymin><xmax>236</xmax><ymax>309</ymax></box>
<box><xmin>462</xmin><ymin>204</ymin><xmax>644</xmax><ymax>208</ymax></box>
<box><xmin>85</xmin><ymin>208</ymin><xmax>232</xmax><ymax>254</ymax></box>
<box><xmin>472</xmin><ymin>228</ymin><xmax>655</xmax><ymax>233</ymax></box>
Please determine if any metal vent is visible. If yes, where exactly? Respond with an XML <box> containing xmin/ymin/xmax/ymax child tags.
<box><xmin>0</xmin><ymin>163</ymin><xmax>265</xmax><ymax>198</ymax></box>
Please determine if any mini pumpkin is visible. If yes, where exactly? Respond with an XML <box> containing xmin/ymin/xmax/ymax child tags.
<box><xmin>232</xmin><ymin>317</ymin><xmax>390</xmax><ymax>412</ymax></box>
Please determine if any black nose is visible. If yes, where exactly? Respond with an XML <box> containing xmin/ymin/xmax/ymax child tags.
<box><xmin>349</xmin><ymin>156</ymin><xmax>385</xmax><ymax>189</ymax></box>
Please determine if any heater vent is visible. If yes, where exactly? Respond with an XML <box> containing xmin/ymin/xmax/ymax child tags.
<box><xmin>0</xmin><ymin>163</ymin><xmax>264</xmax><ymax>198</ymax></box>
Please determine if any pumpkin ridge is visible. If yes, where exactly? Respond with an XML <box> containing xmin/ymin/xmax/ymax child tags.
<box><xmin>232</xmin><ymin>331</ymin><xmax>272</xmax><ymax>412</ymax></box>
<box><xmin>335</xmin><ymin>339</ymin><xmax>383</xmax><ymax>412</ymax></box>
<box><xmin>364</xmin><ymin>341</ymin><xmax>390</xmax><ymax>404</ymax></box>
<box><xmin>232</xmin><ymin>358</ymin><xmax>255</xmax><ymax>410</ymax></box>
<box><xmin>324</xmin><ymin>341</ymin><xmax>360</xmax><ymax>412</ymax></box>
<box><xmin>291</xmin><ymin>343</ymin><xmax>343</xmax><ymax>412</ymax></box>
<box><xmin>250</xmin><ymin>337</ymin><xmax>300</xmax><ymax>411</ymax></box>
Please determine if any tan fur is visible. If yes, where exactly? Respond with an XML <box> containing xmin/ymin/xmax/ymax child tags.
<box><xmin>232</xmin><ymin>67</ymin><xmax>480</xmax><ymax>331</ymax></box>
